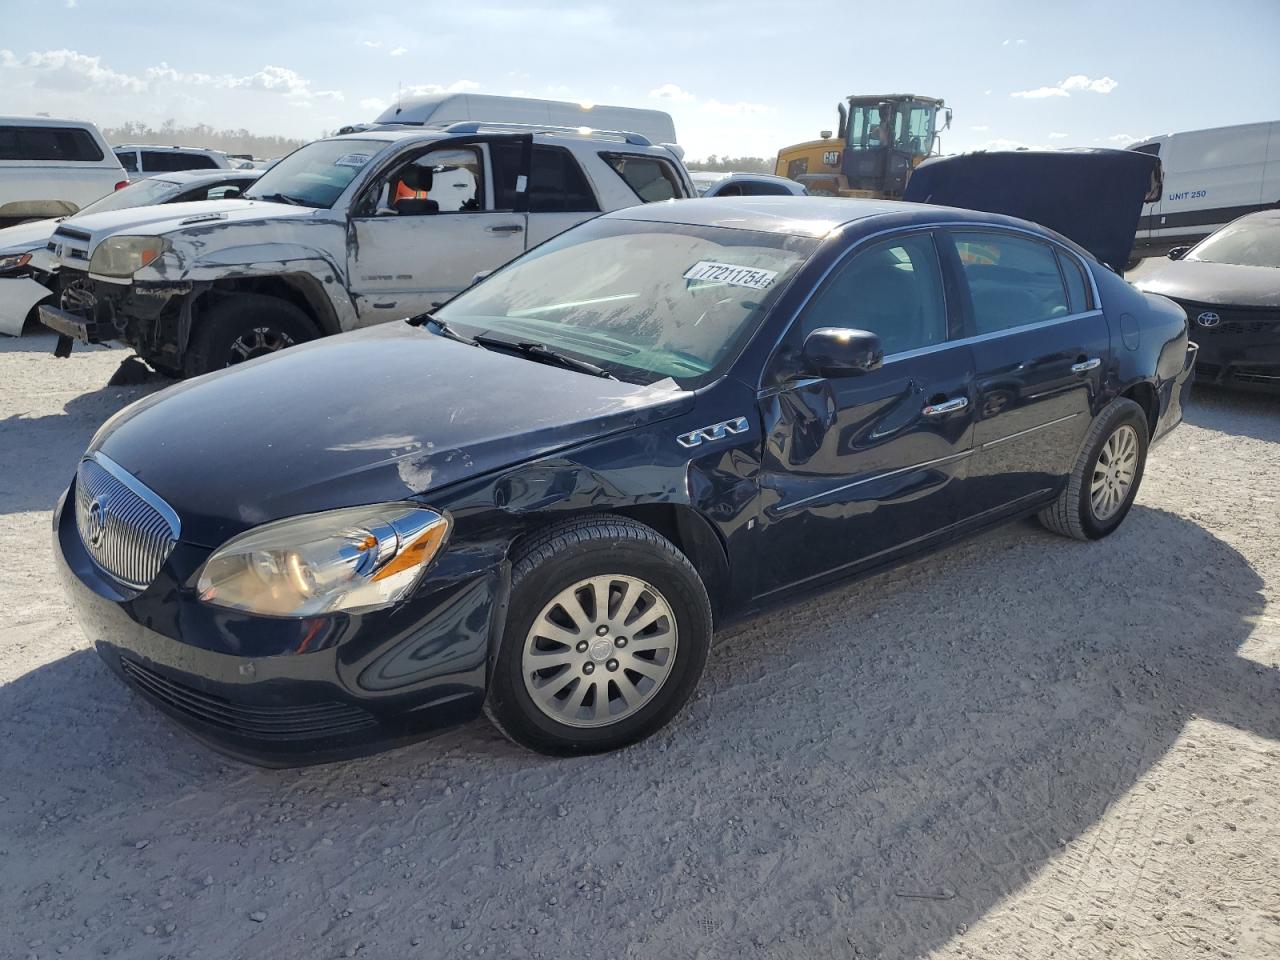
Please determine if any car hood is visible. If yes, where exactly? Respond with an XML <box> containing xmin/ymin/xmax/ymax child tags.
<box><xmin>904</xmin><ymin>148</ymin><xmax>1162</xmax><ymax>271</ymax></box>
<box><xmin>1132</xmin><ymin>259</ymin><xmax>1280</xmax><ymax>308</ymax></box>
<box><xmin>92</xmin><ymin>322</ymin><xmax>694</xmax><ymax>547</ymax></box>
<box><xmin>51</xmin><ymin>199</ymin><xmax>316</xmax><ymax>257</ymax></box>
<box><xmin>0</xmin><ymin>217</ymin><xmax>58</xmax><ymax>255</ymax></box>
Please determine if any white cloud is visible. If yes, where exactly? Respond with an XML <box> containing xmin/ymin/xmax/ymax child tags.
<box><xmin>969</xmin><ymin>124</ymin><xmax>990</xmax><ymax>132</ymax></box>
<box><xmin>1048</xmin><ymin>131</ymin><xmax>1069</xmax><ymax>139</ymax></box>
<box><xmin>1001</xmin><ymin>38</ymin><xmax>1026</xmax><ymax>46</ymax></box>
<box><xmin>649</xmin><ymin>83</ymin><xmax>694</xmax><ymax>102</ymax></box>
<box><xmin>360</xmin><ymin>97</ymin><xmax>387</xmax><ymax>112</ymax></box>
<box><xmin>701</xmin><ymin>99</ymin><xmax>773</xmax><ymax>118</ymax></box>
<box><xmin>389</xmin><ymin>46</ymin><xmax>407</xmax><ymax>57</ymax></box>
<box><xmin>402</xmin><ymin>79</ymin><xmax>480</xmax><ymax>97</ymax></box>
<box><xmin>1012</xmin><ymin>74</ymin><xmax>1118</xmax><ymax>98</ymax></box>
<box><xmin>1107</xmin><ymin>132</ymin><xmax>1147</xmax><ymax>144</ymax></box>
<box><xmin>360</xmin><ymin>40</ymin><xmax>381</xmax><ymax>49</ymax></box>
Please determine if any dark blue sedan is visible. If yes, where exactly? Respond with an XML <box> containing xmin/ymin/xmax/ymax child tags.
<box><xmin>53</xmin><ymin>197</ymin><xmax>1196</xmax><ymax>763</ymax></box>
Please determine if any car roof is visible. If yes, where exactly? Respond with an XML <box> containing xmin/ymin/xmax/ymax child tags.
<box><xmin>0</xmin><ymin>115</ymin><xmax>99</xmax><ymax>129</ymax></box>
<box><xmin>604</xmin><ymin>196</ymin><xmax>1021</xmax><ymax>239</ymax></box>
<box><xmin>113</xmin><ymin>144</ymin><xmax>225</xmax><ymax>154</ymax></box>
<box><xmin>326</xmin><ymin>126</ymin><xmax>669</xmax><ymax>152</ymax></box>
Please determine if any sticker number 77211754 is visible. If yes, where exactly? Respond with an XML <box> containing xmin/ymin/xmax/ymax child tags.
<box><xmin>683</xmin><ymin>260</ymin><xmax>778</xmax><ymax>290</ymax></box>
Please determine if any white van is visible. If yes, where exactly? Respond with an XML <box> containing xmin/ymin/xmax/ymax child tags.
<box><xmin>1130</xmin><ymin>120</ymin><xmax>1280</xmax><ymax>258</ymax></box>
<box><xmin>369</xmin><ymin>93</ymin><xmax>679</xmax><ymax>147</ymax></box>
<box><xmin>0</xmin><ymin>117</ymin><xmax>128</xmax><ymax>227</ymax></box>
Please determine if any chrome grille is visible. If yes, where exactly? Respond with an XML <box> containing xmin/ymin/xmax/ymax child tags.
<box><xmin>75</xmin><ymin>453</ymin><xmax>180</xmax><ymax>590</ymax></box>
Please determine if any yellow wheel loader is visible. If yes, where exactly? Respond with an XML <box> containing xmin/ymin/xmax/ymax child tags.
<box><xmin>776</xmin><ymin>94</ymin><xmax>951</xmax><ymax>199</ymax></box>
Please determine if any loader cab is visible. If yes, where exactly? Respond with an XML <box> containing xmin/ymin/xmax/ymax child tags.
<box><xmin>838</xmin><ymin>96</ymin><xmax>948</xmax><ymax>198</ymax></box>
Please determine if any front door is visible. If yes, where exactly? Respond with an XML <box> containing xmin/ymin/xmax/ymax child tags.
<box><xmin>754</xmin><ymin>230</ymin><xmax>977</xmax><ymax>599</ymax></box>
<box><xmin>947</xmin><ymin>229</ymin><xmax>1111</xmax><ymax>514</ymax></box>
<box><xmin>347</xmin><ymin>140</ymin><xmax>529</xmax><ymax>325</ymax></box>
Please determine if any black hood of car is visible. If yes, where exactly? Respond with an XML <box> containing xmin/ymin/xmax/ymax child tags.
<box><xmin>904</xmin><ymin>148</ymin><xmax>1162</xmax><ymax>271</ymax></box>
<box><xmin>93</xmin><ymin>323</ymin><xmax>692</xmax><ymax>547</ymax></box>
<box><xmin>1133</xmin><ymin>259</ymin><xmax>1280</xmax><ymax>309</ymax></box>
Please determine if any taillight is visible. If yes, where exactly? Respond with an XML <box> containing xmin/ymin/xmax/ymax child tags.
<box><xmin>114</xmin><ymin>180</ymin><xmax>129</xmax><ymax>191</ymax></box>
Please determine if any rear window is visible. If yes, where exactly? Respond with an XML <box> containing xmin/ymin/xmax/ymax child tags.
<box><xmin>0</xmin><ymin>125</ymin><xmax>105</xmax><ymax>162</ymax></box>
<box><xmin>115</xmin><ymin>150</ymin><xmax>139</xmax><ymax>172</ymax></box>
<box><xmin>599</xmin><ymin>152</ymin><xmax>683</xmax><ymax>202</ymax></box>
<box><xmin>141</xmin><ymin>151</ymin><xmax>219</xmax><ymax>172</ymax></box>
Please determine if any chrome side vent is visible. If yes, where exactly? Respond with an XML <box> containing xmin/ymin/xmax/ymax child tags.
<box><xmin>75</xmin><ymin>453</ymin><xmax>180</xmax><ymax>591</ymax></box>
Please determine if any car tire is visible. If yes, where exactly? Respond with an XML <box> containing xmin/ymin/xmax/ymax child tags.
<box><xmin>485</xmin><ymin>515</ymin><xmax>712</xmax><ymax>756</ymax></box>
<box><xmin>1038</xmin><ymin>397</ymin><xmax>1149</xmax><ymax>541</ymax></box>
<box><xmin>184</xmin><ymin>294</ymin><xmax>318</xmax><ymax>377</ymax></box>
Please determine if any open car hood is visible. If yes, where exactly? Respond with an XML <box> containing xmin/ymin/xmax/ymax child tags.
<box><xmin>903</xmin><ymin>148</ymin><xmax>1162</xmax><ymax>271</ymax></box>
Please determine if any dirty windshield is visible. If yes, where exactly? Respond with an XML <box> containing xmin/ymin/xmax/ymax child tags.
<box><xmin>1188</xmin><ymin>217</ymin><xmax>1280</xmax><ymax>269</ymax></box>
<box><xmin>244</xmin><ymin>138</ymin><xmax>382</xmax><ymax>208</ymax></box>
<box><xmin>435</xmin><ymin>218</ymin><xmax>817</xmax><ymax>387</ymax></box>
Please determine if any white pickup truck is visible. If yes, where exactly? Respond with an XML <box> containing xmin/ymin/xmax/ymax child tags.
<box><xmin>0</xmin><ymin>116</ymin><xmax>128</xmax><ymax>228</ymax></box>
<box><xmin>39</xmin><ymin>123</ymin><xmax>695</xmax><ymax>376</ymax></box>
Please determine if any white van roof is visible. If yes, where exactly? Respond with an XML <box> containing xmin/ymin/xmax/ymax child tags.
<box><xmin>373</xmin><ymin>93</ymin><xmax>678</xmax><ymax>146</ymax></box>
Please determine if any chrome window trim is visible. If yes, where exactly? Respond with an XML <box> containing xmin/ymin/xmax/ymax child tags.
<box><xmin>761</xmin><ymin>217</ymin><xmax>1106</xmax><ymax>393</ymax></box>
<box><xmin>775</xmin><ymin>449</ymin><xmax>974</xmax><ymax>514</ymax></box>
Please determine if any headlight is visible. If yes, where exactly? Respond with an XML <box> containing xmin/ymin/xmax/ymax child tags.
<box><xmin>88</xmin><ymin>235</ymin><xmax>170</xmax><ymax>278</ymax></box>
<box><xmin>0</xmin><ymin>252</ymin><xmax>32</xmax><ymax>274</ymax></box>
<box><xmin>195</xmin><ymin>503</ymin><xmax>450</xmax><ymax>617</ymax></box>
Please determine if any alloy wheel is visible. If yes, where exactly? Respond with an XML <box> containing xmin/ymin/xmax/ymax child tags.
<box><xmin>227</xmin><ymin>326</ymin><xmax>295</xmax><ymax>365</ymax></box>
<box><xmin>522</xmin><ymin>574</ymin><xmax>679</xmax><ymax>728</ymax></box>
<box><xmin>1090</xmin><ymin>424</ymin><xmax>1138</xmax><ymax>521</ymax></box>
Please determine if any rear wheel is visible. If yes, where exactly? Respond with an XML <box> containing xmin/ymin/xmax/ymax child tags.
<box><xmin>1038</xmin><ymin>397</ymin><xmax>1149</xmax><ymax>540</ymax></box>
<box><xmin>184</xmin><ymin>294</ymin><xmax>318</xmax><ymax>377</ymax></box>
<box><xmin>485</xmin><ymin>516</ymin><xmax>712</xmax><ymax>755</ymax></box>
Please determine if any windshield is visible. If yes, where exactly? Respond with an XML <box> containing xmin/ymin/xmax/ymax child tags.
<box><xmin>1188</xmin><ymin>218</ymin><xmax>1280</xmax><ymax>269</ymax></box>
<box><xmin>72</xmin><ymin>177</ymin><xmax>182</xmax><ymax>217</ymax></box>
<box><xmin>244</xmin><ymin>138</ymin><xmax>383</xmax><ymax>208</ymax></box>
<box><xmin>435</xmin><ymin>218</ymin><xmax>818</xmax><ymax>387</ymax></box>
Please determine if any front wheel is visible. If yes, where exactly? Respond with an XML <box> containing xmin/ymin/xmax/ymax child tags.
<box><xmin>485</xmin><ymin>516</ymin><xmax>712</xmax><ymax>755</ymax></box>
<box><xmin>184</xmin><ymin>293</ymin><xmax>318</xmax><ymax>377</ymax></box>
<box><xmin>1038</xmin><ymin>397</ymin><xmax>1149</xmax><ymax>540</ymax></box>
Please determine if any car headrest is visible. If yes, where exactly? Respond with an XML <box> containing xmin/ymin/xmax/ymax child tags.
<box><xmin>399</xmin><ymin>164</ymin><xmax>434</xmax><ymax>191</ymax></box>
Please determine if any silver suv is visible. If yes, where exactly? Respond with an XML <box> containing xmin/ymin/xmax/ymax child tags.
<box><xmin>42</xmin><ymin>123</ymin><xmax>695</xmax><ymax>375</ymax></box>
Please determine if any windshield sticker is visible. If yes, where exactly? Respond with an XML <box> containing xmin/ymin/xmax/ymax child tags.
<box><xmin>683</xmin><ymin>260</ymin><xmax>777</xmax><ymax>290</ymax></box>
<box><xmin>333</xmin><ymin>153</ymin><xmax>372</xmax><ymax>169</ymax></box>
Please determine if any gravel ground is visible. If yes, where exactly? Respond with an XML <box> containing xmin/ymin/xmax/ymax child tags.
<box><xmin>1</xmin><ymin>329</ymin><xmax>1278</xmax><ymax>960</ymax></box>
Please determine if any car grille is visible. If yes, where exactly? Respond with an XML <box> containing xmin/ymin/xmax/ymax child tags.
<box><xmin>120</xmin><ymin>658</ymin><xmax>378</xmax><ymax>741</ymax></box>
<box><xmin>48</xmin><ymin>226</ymin><xmax>91</xmax><ymax>263</ymax></box>
<box><xmin>1174</xmin><ymin>300</ymin><xmax>1280</xmax><ymax>337</ymax></box>
<box><xmin>75</xmin><ymin>453</ymin><xmax>180</xmax><ymax>590</ymax></box>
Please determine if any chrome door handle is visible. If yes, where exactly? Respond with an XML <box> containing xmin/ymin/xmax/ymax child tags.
<box><xmin>486</xmin><ymin>224</ymin><xmax>524</xmax><ymax>234</ymax></box>
<box><xmin>922</xmin><ymin>396</ymin><xmax>969</xmax><ymax>416</ymax></box>
<box><xmin>1071</xmin><ymin>357</ymin><xmax>1101</xmax><ymax>373</ymax></box>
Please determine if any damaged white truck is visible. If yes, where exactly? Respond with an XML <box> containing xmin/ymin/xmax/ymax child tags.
<box><xmin>38</xmin><ymin>124</ymin><xmax>694</xmax><ymax>375</ymax></box>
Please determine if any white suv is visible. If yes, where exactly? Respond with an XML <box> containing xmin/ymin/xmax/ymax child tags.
<box><xmin>0</xmin><ymin>116</ymin><xmax>128</xmax><ymax>227</ymax></box>
<box><xmin>40</xmin><ymin>123</ymin><xmax>696</xmax><ymax>375</ymax></box>
<box><xmin>113</xmin><ymin>145</ymin><xmax>243</xmax><ymax>178</ymax></box>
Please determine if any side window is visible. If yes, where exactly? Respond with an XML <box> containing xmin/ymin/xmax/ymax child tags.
<box><xmin>599</xmin><ymin>152</ymin><xmax>682</xmax><ymax>202</ymax></box>
<box><xmin>180</xmin><ymin>153</ymin><xmax>220</xmax><ymax>170</ymax></box>
<box><xmin>952</xmin><ymin>231</ymin><xmax>1070</xmax><ymax>335</ymax></box>
<box><xmin>527</xmin><ymin>147</ymin><xmax>599</xmax><ymax>213</ymax></box>
<box><xmin>798</xmin><ymin>233</ymin><xmax>948</xmax><ymax>356</ymax></box>
<box><xmin>711</xmin><ymin>182</ymin><xmax>742</xmax><ymax>197</ymax></box>
<box><xmin>738</xmin><ymin>181</ymin><xmax>792</xmax><ymax>196</ymax></box>
<box><xmin>0</xmin><ymin>126</ymin><xmax>105</xmax><ymax>162</ymax></box>
<box><xmin>1056</xmin><ymin>250</ymin><xmax>1092</xmax><ymax>313</ymax></box>
<box><xmin>116</xmin><ymin>150</ymin><xmax>138</xmax><ymax>172</ymax></box>
<box><xmin>204</xmin><ymin>184</ymin><xmax>245</xmax><ymax>200</ymax></box>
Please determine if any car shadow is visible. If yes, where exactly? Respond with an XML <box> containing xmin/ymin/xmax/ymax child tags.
<box><xmin>1</xmin><ymin>505</ymin><xmax>1274</xmax><ymax>959</ymax></box>
<box><xmin>1186</xmin><ymin>383</ymin><xmax>1280</xmax><ymax>443</ymax></box>
<box><xmin>0</xmin><ymin>373</ymin><xmax>167</xmax><ymax>516</ymax></box>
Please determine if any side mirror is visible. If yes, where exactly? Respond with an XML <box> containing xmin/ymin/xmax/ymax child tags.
<box><xmin>1167</xmin><ymin>246</ymin><xmax>1190</xmax><ymax>261</ymax></box>
<box><xmin>802</xmin><ymin>327</ymin><xmax>883</xmax><ymax>378</ymax></box>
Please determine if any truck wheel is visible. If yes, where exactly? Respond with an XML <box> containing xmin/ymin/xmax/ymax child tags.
<box><xmin>485</xmin><ymin>516</ymin><xmax>712</xmax><ymax>756</ymax></box>
<box><xmin>1038</xmin><ymin>397</ymin><xmax>1149</xmax><ymax>541</ymax></box>
<box><xmin>184</xmin><ymin>294</ymin><xmax>318</xmax><ymax>376</ymax></box>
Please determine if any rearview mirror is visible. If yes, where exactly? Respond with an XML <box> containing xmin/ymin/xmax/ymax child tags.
<box><xmin>802</xmin><ymin>327</ymin><xmax>883</xmax><ymax>377</ymax></box>
<box><xmin>1167</xmin><ymin>246</ymin><xmax>1190</xmax><ymax>261</ymax></box>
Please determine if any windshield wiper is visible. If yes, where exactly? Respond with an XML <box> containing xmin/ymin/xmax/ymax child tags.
<box><xmin>472</xmin><ymin>334</ymin><xmax>617</xmax><ymax>380</ymax></box>
<box><xmin>256</xmin><ymin>192</ymin><xmax>311</xmax><ymax>207</ymax></box>
<box><xmin>407</xmin><ymin>311</ymin><xmax>476</xmax><ymax>345</ymax></box>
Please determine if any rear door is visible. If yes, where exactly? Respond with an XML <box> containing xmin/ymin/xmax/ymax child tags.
<box><xmin>754</xmin><ymin>229</ymin><xmax>978</xmax><ymax>598</ymax></box>
<box><xmin>346</xmin><ymin>135</ymin><xmax>531</xmax><ymax>324</ymax></box>
<box><xmin>491</xmin><ymin>142</ymin><xmax>601</xmax><ymax>247</ymax></box>
<box><xmin>945</xmin><ymin>229</ymin><xmax>1110</xmax><ymax>514</ymax></box>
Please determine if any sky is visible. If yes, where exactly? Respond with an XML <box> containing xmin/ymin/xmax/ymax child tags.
<box><xmin>1</xmin><ymin>0</ymin><xmax>1277</xmax><ymax>160</ymax></box>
